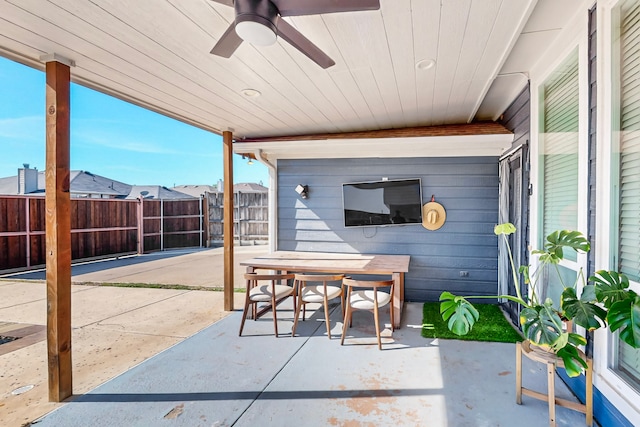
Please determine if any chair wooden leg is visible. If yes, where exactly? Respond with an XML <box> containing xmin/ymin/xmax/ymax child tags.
<box><xmin>547</xmin><ymin>362</ymin><xmax>556</xmax><ymax>427</ymax></box>
<box><xmin>323</xmin><ymin>294</ymin><xmax>331</xmax><ymax>339</ymax></box>
<box><xmin>341</xmin><ymin>291</ymin><xmax>351</xmax><ymax>345</ymax></box>
<box><xmin>373</xmin><ymin>304</ymin><xmax>382</xmax><ymax>350</ymax></box>
<box><xmin>272</xmin><ymin>293</ymin><xmax>279</xmax><ymax>338</ymax></box>
<box><xmin>291</xmin><ymin>293</ymin><xmax>303</xmax><ymax>337</ymax></box>
<box><xmin>291</xmin><ymin>288</ymin><xmax>296</xmax><ymax>315</ymax></box>
<box><xmin>239</xmin><ymin>296</ymin><xmax>251</xmax><ymax>336</ymax></box>
<box><xmin>389</xmin><ymin>291</ymin><xmax>395</xmax><ymax>332</ymax></box>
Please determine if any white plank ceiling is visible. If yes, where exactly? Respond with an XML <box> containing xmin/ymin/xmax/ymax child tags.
<box><xmin>0</xmin><ymin>0</ymin><xmax>582</xmax><ymax>139</ymax></box>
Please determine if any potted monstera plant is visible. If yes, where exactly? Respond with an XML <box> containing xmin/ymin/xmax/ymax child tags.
<box><xmin>439</xmin><ymin>223</ymin><xmax>640</xmax><ymax>377</ymax></box>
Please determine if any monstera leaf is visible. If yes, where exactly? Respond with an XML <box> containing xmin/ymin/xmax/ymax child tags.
<box><xmin>494</xmin><ymin>223</ymin><xmax>516</xmax><ymax>236</ymax></box>
<box><xmin>607</xmin><ymin>295</ymin><xmax>640</xmax><ymax>349</ymax></box>
<box><xmin>591</xmin><ymin>270</ymin><xmax>631</xmax><ymax>309</ymax></box>
<box><xmin>555</xmin><ymin>335</ymin><xmax>589</xmax><ymax>377</ymax></box>
<box><xmin>439</xmin><ymin>292</ymin><xmax>479</xmax><ymax>336</ymax></box>
<box><xmin>561</xmin><ymin>286</ymin><xmax>607</xmax><ymax>331</ymax></box>
<box><xmin>533</xmin><ymin>230</ymin><xmax>590</xmax><ymax>264</ymax></box>
<box><xmin>519</xmin><ymin>305</ymin><xmax>564</xmax><ymax>346</ymax></box>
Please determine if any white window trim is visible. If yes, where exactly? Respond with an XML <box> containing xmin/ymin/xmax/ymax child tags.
<box><xmin>529</xmin><ymin>12</ymin><xmax>590</xmax><ymax>293</ymax></box>
<box><xmin>593</xmin><ymin>0</ymin><xmax>640</xmax><ymax>422</ymax></box>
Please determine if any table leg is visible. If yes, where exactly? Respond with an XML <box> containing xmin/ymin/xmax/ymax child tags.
<box><xmin>392</xmin><ymin>272</ymin><xmax>404</xmax><ymax>329</ymax></box>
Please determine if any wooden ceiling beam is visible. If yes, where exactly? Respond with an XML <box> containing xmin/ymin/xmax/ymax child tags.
<box><xmin>236</xmin><ymin>122</ymin><xmax>511</xmax><ymax>144</ymax></box>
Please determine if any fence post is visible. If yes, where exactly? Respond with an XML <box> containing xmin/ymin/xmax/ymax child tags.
<box><xmin>137</xmin><ymin>197</ymin><xmax>144</xmax><ymax>254</ymax></box>
<box><xmin>203</xmin><ymin>192</ymin><xmax>210</xmax><ymax>248</ymax></box>
<box><xmin>25</xmin><ymin>196</ymin><xmax>31</xmax><ymax>268</ymax></box>
<box><xmin>198</xmin><ymin>195</ymin><xmax>203</xmax><ymax>248</ymax></box>
<box><xmin>236</xmin><ymin>191</ymin><xmax>242</xmax><ymax>246</ymax></box>
<box><xmin>160</xmin><ymin>198</ymin><xmax>164</xmax><ymax>251</ymax></box>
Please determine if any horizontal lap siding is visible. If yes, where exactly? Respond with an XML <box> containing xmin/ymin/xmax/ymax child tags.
<box><xmin>277</xmin><ymin>157</ymin><xmax>499</xmax><ymax>302</ymax></box>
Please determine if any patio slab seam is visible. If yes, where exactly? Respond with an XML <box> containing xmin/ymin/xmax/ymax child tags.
<box><xmin>74</xmin><ymin>288</ymin><xmax>194</xmax><ymax>329</ymax></box>
<box><xmin>232</xmin><ymin>307</ymin><xmax>331</xmax><ymax>422</ymax></box>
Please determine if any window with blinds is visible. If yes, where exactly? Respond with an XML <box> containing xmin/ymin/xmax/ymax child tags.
<box><xmin>539</xmin><ymin>49</ymin><xmax>580</xmax><ymax>261</ymax></box>
<box><xmin>613</xmin><ymin>0</ymin><xmax>640</xmax><ymax>388</ymax></box>
<box><xmin>616</xmin><ymin>0</ymin><xmax>640</xmax><ymax>284</ymax></box>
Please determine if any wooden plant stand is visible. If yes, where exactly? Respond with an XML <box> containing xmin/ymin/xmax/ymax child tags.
<box><xmin>516</xmin><ymin>340</ymin><xmax>593</xmax><ymax>427</ymax></box>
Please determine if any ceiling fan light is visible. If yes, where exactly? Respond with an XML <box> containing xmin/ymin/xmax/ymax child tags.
<box><xmin>235</xmin><ymin>20</ymin><xmax>277</xmax><ymax>46</ymax></box>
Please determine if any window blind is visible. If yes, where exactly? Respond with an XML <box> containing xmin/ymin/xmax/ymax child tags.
<box><xmin>618</xmin><ymin>0</ymin><xmax>640</xmax><ymax>283</ymax></box>
<box><xmin>616</xmin><ymin>0</ymin><xmax>640</xmax><ymax>387</ymax></box>
<box><xmin>540</xmin><ymin>49</ymin><xmax>580</xmax><ymax>260</ymax></box>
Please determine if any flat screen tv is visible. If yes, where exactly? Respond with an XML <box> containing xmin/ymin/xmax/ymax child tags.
<box><xmin>342</xmin><ymin>178</ymin><xmax>423</xmax><ymax>227</ymax></box>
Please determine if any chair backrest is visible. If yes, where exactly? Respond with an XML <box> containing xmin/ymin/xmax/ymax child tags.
<box><xmin>244</xmin><ymin>273</ymin><xmax>295</xmax><ymax>281</ymax></box>
<box><xmin>294</xmin><ymin>273</ymin><xmax>344</xmax><ymax>283</ymax></box>
<box><xmin>342</xmin><ymin>277</ymin><xmax>393</xmax><ymax>289</ymax></box>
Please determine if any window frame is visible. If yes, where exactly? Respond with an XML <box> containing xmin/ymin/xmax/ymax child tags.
<box><xmin>593</xmin><ymin>0</ymin><xmax>640</xmax><ymax>419</ymax></box>
<box><xmin>530</xmin><ymin>20</ymin><xmax>590</xmax><ymax>308</ymax></box>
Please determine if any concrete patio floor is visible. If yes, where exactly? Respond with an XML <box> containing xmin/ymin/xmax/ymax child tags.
<box><xmin>0</xmin><ymin>246</ymin><xmax>594</xmax><ymax>426</ymax></box>
<box><xmin>30</xmin><ymin>302</ymin><xmax>592</xmax><ymax>427</ymax></box>
<box><xmin>0</xmin><ymin>246</ymin><xmax>265</xmax><ymax>427</ymax></box>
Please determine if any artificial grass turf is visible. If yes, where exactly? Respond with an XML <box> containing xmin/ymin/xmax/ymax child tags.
<box><xmin>422</xmin><ymin>302</ymin><xmax>523</xmax><ymax>343</ymax></box>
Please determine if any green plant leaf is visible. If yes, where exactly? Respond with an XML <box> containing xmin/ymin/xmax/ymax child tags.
<box><xmin>561</xmin><ymin>287</ymin><xmax>606</xmax><ymax>331</ymax></box>
<box><xmin>520</xmin><ymin>305</ymin><xmax>563</xmax><ymax>346</ymax></box>
<box><xmin>539</xmin><ymin>230</ymin><xmax>590</xmax><ymax>263</ymax></box>
<box><xmin>607</xmin><ymin>294</ymin><xmax>640</xmax><ymax>349</ymax></box>
<box><xmin>494</xmin><ymin>223</ymin><xmax>516</xmax><ymax>236</ymax></box>
<box><xmin>550</xmin><ymin>332</ymin><xmax>587</xmax><ymax>352</ymax></box>
<box><xmin>591</xmin><ymin>270</ymin><xmax>631</xmax><ymax>309</ymax></box>
<box><xmin>439</xmin><ymin>292</ymin><xmax>479</xmax><ymax>336</ymax></box>
<box><xmin>556</xmin><ymin>343</ymin><xmax>589</xmax><ymax>377</ymax></box>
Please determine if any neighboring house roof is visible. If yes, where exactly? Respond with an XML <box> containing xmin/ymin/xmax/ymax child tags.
<box><xmin>0</xmin><ymin>169</ymin><xmax>132</xmax><ymax>197</ymax></box>
<box><xmin>172</xmin><ymin>183</ymin><xmax>268</xmax><ymax>196</ymax></box>
<box><xmin>126</xmin><ymin>185</ymin><xmax>196</xmax><ymax>200</ymax></box>
<box><xmin>0</xmin><ymin>176</ymin><xmax>29</xmax><ymax>195</ymax></box>
<box><xmin>0</xmin><ymin>169</ymin><xmax>197</xmax><ymax>200</ymax></box>
<box><xmin>234</xmin><ymin>183</ymin><xmax>267</xmax><ymax>193</ymax></box>
<box><xmin>171</xmin><ymin>185</ymin><xmax>217</xmax><ymax>198</ymax></box>
<box><xmin>66</xmin><ymin>171</ymin><xmax>131</xmax><ymax>197</ymax></box>
<box><xmin>1</xmin><ymin>169</ymin><xmax>265</xmax><ymax>199</ymax></box>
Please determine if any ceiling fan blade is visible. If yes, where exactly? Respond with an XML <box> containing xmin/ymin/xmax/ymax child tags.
<box><xmin>276</xmin><ymin>19</ymin><xmax>335</xmax><ymax>69</ymax></box>
<box><xmin>209</xmin><ymin>0</ymin><xmax>234</xmax><ymax>6</ymax></box>
<box><xmin>274</xmin><ymin>0</ymin><xmax>379</xmax><ymax>17</ymax></box>
<box><xmin>210</xmin><ymin>24</ymin><xmax>243</xmax><ymax>58</ymax></box>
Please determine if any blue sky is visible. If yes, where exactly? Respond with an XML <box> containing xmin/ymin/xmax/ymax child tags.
<box><xmin>0</xmin><ymin>57</ymin><xmax>268</xmax><ymax>188</ymax></box>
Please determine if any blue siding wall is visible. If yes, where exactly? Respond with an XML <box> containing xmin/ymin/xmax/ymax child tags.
<box><xmin>277</xmin><ymin>157</ymin><xmax>500</xmax><ymax>302</ymax></box>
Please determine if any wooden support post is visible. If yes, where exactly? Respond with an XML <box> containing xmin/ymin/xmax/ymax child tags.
<box><xmin>45</xmin><ymin>60</ymin><xmax>72</xmax><ymax>402</ymax></box>
<box><xmin>223</xmin><ymin>131</ymin><xmax>234</xmax><ymax>311</ymax></box>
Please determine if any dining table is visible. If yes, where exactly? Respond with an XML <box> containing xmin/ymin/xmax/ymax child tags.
<box><xmin>239</xmin><ymin>251</ymin><xmax>411</xmax><ymax>329</ymax></box>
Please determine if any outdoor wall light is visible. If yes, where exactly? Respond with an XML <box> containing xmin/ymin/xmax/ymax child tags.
<box><xmin>295</xmin><ymin>184</ymin><xmax>309</xmax><ymax>199</ymax></box>
<box><xmin>241</xmin><ymin>155</ymin><xmax>254</xmax><ymax>165</ymax></box>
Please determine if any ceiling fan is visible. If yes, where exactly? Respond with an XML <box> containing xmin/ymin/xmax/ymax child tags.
<box><xmin>209</xmin><ymin>0</ymin><xmax>380</xmax><ymax>69</ymax></box>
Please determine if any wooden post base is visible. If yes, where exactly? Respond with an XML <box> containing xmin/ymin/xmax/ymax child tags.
<box><xmin>516</xmin><ymin>340</ymin><xmax>593</xmax><ymax>427</ymax></box>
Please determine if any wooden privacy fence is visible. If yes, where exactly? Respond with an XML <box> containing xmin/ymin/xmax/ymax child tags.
<box><xmin>0</xmin><ymin>195</ymin><xmax>205</xmax><ymax>272</ymax></box>
<box><xmin>140</xmin><ymin>198</ymin><xmax>206</xmax><ymax>252</ymax></box>
<box><xmin>206</xmin><ymin>191</ymin><xmax>268</xmax><ymax>245</ymax></box>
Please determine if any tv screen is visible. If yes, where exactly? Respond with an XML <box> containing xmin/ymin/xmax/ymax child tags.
<box><xmin>342</xmin><ymin>178</ymin><xmax>423</xmax><ymax>227</ymax></box>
